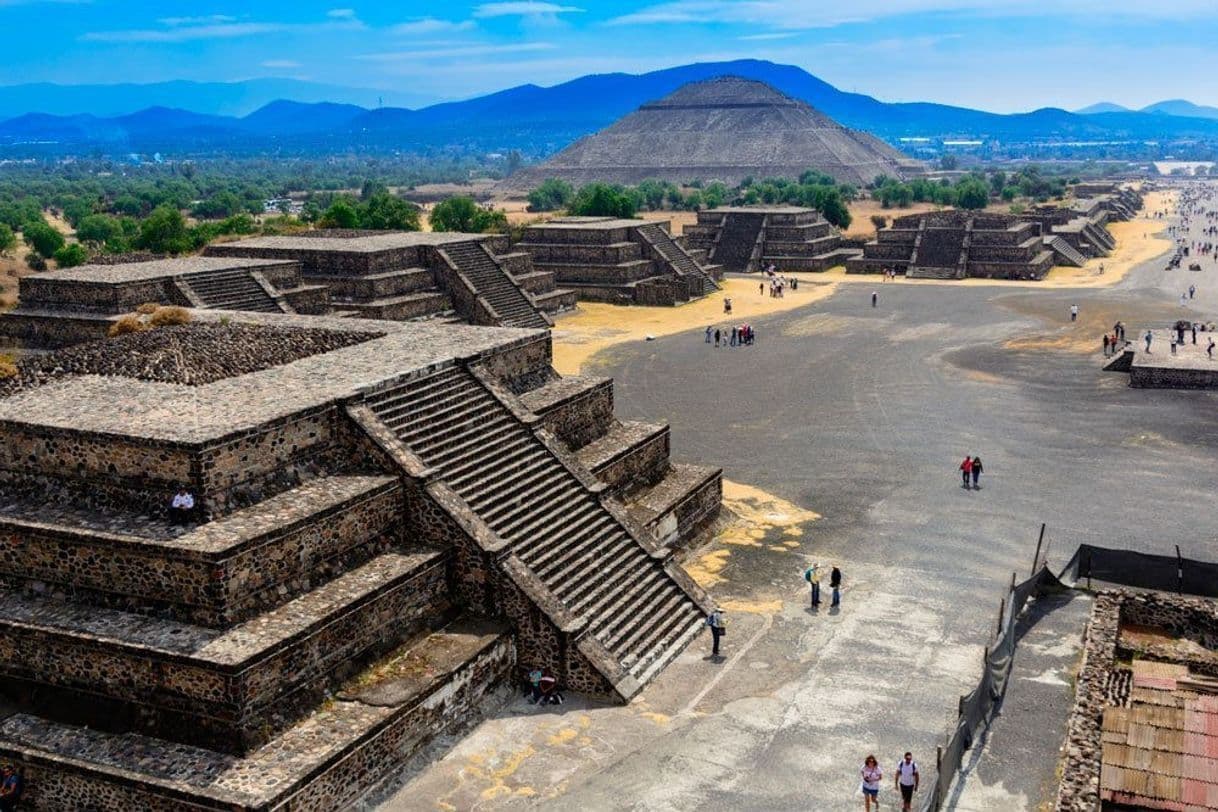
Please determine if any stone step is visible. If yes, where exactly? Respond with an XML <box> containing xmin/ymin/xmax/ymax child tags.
<box><xmin>517</xmin><ymin>375</ymin><xmax>615</xmax><ymax>450</ymax></box>
<box><xmin>0</xmin><ymin>617</ymin><xmax>512</xmax><ymax>812</ymax></box>
<box><xmin>0</xmin><ymin>551</ymin><xmax>447</xmax><ymax>754</ymax></box>
<box><xmin>0</xmin><ymin>475</ymin><xmax>402</xmax><ymax>626</ymax></box>
<box><xmin>342</xmin><ymin>292</ymin><xmax>451</xmax><ymax>321</ymax></box>
<box><xmin>316</xmin><ymin>267</ymin><xmax>435</xmax><ymax>300</ymax></box>
<box><xmin>627</xmin><ymin>463</ymin><xmax>724</xmax><ymax>551</ymax></box>
<box><xmin>533</xmin><ymin>287</ymin><xmax>579</xmax><ymax>314</ymax></box>
<box><xmin>576</xmin><ymin>420</ymin><xmax>670</xmax><ymax>494</ymax></box>
<box><xmin>629</xmin><ymin>611</ymin><xmax>704</xmax><ymax>682</ymax></box>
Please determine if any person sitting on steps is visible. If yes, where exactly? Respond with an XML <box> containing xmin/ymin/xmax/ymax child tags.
<box><xmin>169</xmin><ymin>487</ymin><xmax>195</xmax><ymax>526</ymax></box>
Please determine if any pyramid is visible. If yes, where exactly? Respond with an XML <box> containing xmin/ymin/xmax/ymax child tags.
<box><xmin>503</xmin><ymin>76</ymin><xmax>920</xmax><ymax>193</ymax></box>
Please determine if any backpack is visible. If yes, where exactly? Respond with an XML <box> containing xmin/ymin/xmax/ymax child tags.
<box><xmin>804</xmin><ymin>567</ymin><xmax>813</xmax><ymax>583</ymax></box>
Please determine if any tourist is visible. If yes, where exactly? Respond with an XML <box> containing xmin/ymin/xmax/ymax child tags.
<box><xmin>1118</xmin><ymin>322</ymin><xmax>1126</xmax><ymax>342</ymax></box>
<box><xmin>730</xmin><ymin>326</ymin><xmax>738</xmax><ymax>347</ymax></box>
<box><xmin>1145</xmin><ymin>330</ymin><xmax>1153</xmax><ymax>353</ymax></box>
<box><xmin>526</xmin><ymin>666</ymin><xmax>544</xmax><ymax>702</ymax></box>
<box><xmin>0</xmin><ymin>764</ymin><xmax>22</xmax><ymax>812</ymax></box>
<box><xmin>170</xmin><ymin>487</ymin><xmax>195</xmax><ymax>526</ymax></box>
<box><xmin>860</xmin><ymin>755</ymin><xmax>882</xmax><ymax>811</ymax></box>
<box><xmin>706</xmin><ymin>607</ymin><xmax>725</xmax><ymax>657</ymax></box>
<box><xmin>804</xmin><ymin>561</ymin><xmax>821</xmax><ymax>608</ymax></box>
<box><xmin>537</xmin><ymin>668</ymin><xmax>562</xmax><ymax>705</ymax></box>
<box><xmin>1209</xmin><ymin>338</ymin><xmax>1215</xmax><ymax>359</ymax></box>
<box><xmin>971</xmin><ymin>456</ymin><xmax>983</xmax><ymax>489</ymax></box>
<box><xmin>871</xmin><ymin>291</ymin><xmax>878</xmax><ymax>308</ymax></box>
<box><xmin>830</xmin><ymin>566</ymin><xmax>842</xmax><ymax>607</ymax></box>
<box><xmin>714</xmin><ymin>328</ymin><xmax>721</xmax><ymax>347</ymax></box>
<box><xmin>1181</xmin><ymin>293</ymin><xmax>1188</xmax><ymax>307</ymax></box>
<box><xmin>724</xmin><ymin>297</ymin><xmax>733</xmax><ymax>314</ymax></box>
<box><xmin>1070</xmin><ymin>304</ymin><xmax>1078</xmax><ymax>322</ymax></box>
<box><xmin>1194</xmin><ymin>323</ymin><xmax>1199</xmax><ymax>344</ymax></box>
<box><xmin>759</xmin><ymin>282</ymin><xmax>765</xmax><ymax>296</ymax></box>
<box><xmin>705</xmin><ymin>326</ymin><xmax>713</xmax><ymax>344</ymax></box>
<box><xmin>1103</xmin><ymin>334</ymin><xmax>1110</xmax><ymax>357</ymax></box>
<box><xmin>959</xmin><ymin>455</ymin><xmax>973</xmax><ymax>488</ymax></box>
<box><xmin>894</xmin><ymin>753</ymin><xmax>920</xmax><ymax>812</ymax></box>
<box><xmin>1171</xmin><ymin>337</ymin><xmax>1178</xmax><ymax>356</ymax></box>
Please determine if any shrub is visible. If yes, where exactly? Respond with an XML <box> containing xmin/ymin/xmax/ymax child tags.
<box><xmin>870</xmin><ymin>214</ymin><xmax>889</xmax><ymax>230</ymax></box>
<box><xmin>135</xmin><ymin>302</ymin><xmax>161</xmax><ymax>314</ymax></box>
<box><xmin>108</xmin><ymin>315</ymin><xmax>148</xmax><ymax>337</ymax></box>
<box><xmin>526</xmin><ymin>178</ymin><xmax>574</xmax><ymax>212</ymax></box>
<box><xmin>22</xmin><ymin>220</ymin><xmax>65</xmax><ymax>258</ymax></box>
<box><xmin>24</xmin><ymin>252</ymin><xmax>46</xmax><ymax>271</ymax></box>
<box><xmin>0</xmin><ymin>353</ymin><xmax>17</xmax><ymax>379</ymax></box>
<box><xmin>53</xmin><ymin>243</ymin><xmax>89</xmax><ymax>268</ymax></box>
<box><xmin>148</xmin><ymin>306</ymin><xmax>192</xmax><ymax>327</ymax></box>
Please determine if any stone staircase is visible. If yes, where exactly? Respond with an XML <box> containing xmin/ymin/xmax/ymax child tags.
<box><xmin>1044</xmin><ymin>235</ymin><xmax>1088</xmax><ymax>267</ymax></box>
<box><xmin>363</xmin><ymin>366</ymin><xmax>707</xmax><ymax>690</ymax></box>
<box><xmin>441</xmin><ymin>242</ymin><xmax>550</xmax><ymax>329</ymax></box>
<box><xmin>180</xmin><ymin>268</ymin><xmax>287</xmax><ymax>313</ymax></box>
<box><xmin>635</xmin><ymin>222</ymin><xmax>719</xmax><ymax>295</ymax></box>
<box><xmin>710</xmin><ymin>213</ymin><xmax>766</xmax><ymax>273</ymax></box>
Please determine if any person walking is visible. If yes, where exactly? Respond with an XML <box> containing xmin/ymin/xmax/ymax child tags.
<box><xmin>1190</xmin><ymin>284</ymin><xmax>1196</xmax><ymax>299</ymax></box>
<box><xmin>1145</xmin><ymin>330</ymin><xmax>1153</xmax><ymax>353</ymax></box>
<box><xmin>1193</xmin><ymin>323</ymin><xmax>1198</xmax><ymax>344</ymax></box>
<box><xmin>871</xmin><ymin>291</ymin><xmax>878</xmax><ymax>308</ymax></box>
<box><xmin>830</xmin><ymin>566</ymin><xmax>842</xmax><ymax>607</ymax></box>
<box><xmin>895</xmin><ymin>753</ymin><xmax>920</xmax><ymax>812</ymax></box>
<box><xmin>706</xmin><ymin>607</ymin><xmax>725</xmax><ymax>657</ymax></box>
<box><xmin>714</xmin><ymin>328</ymin><xmax>721</xmax><ymax>347</ymax></box>
<box><xmin>705</xmin><ymin>326</ymin><xmax>713</xmax><ymax>344</ymax></box>
<box><xmin>804</xmin><ymin>562</ymin><xmax>821</xmax><ymax>608</ymax></box>
<box><xmin>1070</xmin><ymin>304</ymin><xmax>1078</xmax><ymax>322</ymax></box>
<box><xmin>860</xmin><ymin>755</ymin><xmax>882</xmax><ymax>812</ymax></box>
<box><xmin>971</xmin><ymin>456</ymin><xmax>983</xmax><ymax>489</ymax></box>
<box><xmin>959</xmin><ymin>455</ymin><xmax>973</xmax><ymax>488</ymax></box>
<box><xmin>1209</xmin><ymin>338</ymin><xmax>1215</xmax><ymax>360</ymax></box>
<box><xmin>1103</xmin><ymin>334</ymin><xmax>1110</xmax><ymax>357</ymax></box>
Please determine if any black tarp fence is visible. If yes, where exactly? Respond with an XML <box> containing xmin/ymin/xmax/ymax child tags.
<box><xmin>1059</xmin><ymin>543</ymin><xmax>1218</xmax><ymax>598</ymax></box>
<box><xmin>918</xmin><ymin>565</ymin><xmax>1060</xmax><ymax>812</ymax></box>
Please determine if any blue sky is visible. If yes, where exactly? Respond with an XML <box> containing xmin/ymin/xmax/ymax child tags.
<box><xmin>3</xmin><ymin>0</ymin><xmax>1217</xmax><ymax>111</ymax></box>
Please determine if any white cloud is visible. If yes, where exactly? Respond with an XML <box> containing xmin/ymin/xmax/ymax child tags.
<box><xmin>327</xmin><ymin>8</ymin><xmax>356</xmax><ymax>18</ymax></box>
<box><xmin>473</xmin><ymin>2</ymin><xmax>583</xmax><ymax>18</ymax></box>
<box><xmin>83</xmin><ymin>14</ymin><xmax>363</xmax><ymax>43</ymax></box>
<box><xmin>159</xmin><ymin>15</ymin><xmax>235</xmax><ymax>26</ymax></box>
<box><xmin>608</xmin><ymin>0</ymin><xmax>1218</xmax><ymax>27</ymax></box>
<box><xmin>737</xmin><ymin>31</ymin><xmax>801</xmax><ymax>41</ymax></box>
<box><xmin>261</xmin><ymin>59</ymin><xmax>302</xmax><ymax>69</ymax></box>
<box><xmin>392</xmin><ymin>17</ymin><xmax>477</xmax><ymax>35</ymax></box>
<box><xmin>357</xmin><ymin>42</ymin><xmax>557</xmax><ymax>61</ymax></box>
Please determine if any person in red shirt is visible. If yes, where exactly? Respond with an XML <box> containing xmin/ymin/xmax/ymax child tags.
<box><xmin>959</xmin><ymin>456</ymin><xmax>972</xmax><ymax>489</ymax></box>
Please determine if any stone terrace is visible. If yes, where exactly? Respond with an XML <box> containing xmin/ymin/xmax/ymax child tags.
<box><xmin>514</xmin><ymin>216</ymin><xmax>719</xmax><ymax>306</ymax></box>
<box><xmin>206</xmin><ymin>230</ymin><xmax>573</xmax><ymax>329</ymax></box>
<box><xmin>0</xmin><ymin>256</ymin><xmax>328</xmax><ymax>349</ymax></box>
<box><xmin>683</xmin><ymin>205</ymin><xmax>859</xmax><ymax>274</ymax></box>
<box><xmin>0</xmin><ymin>310</ymin><xmax>721</xmax><ymax>809</ymax></box>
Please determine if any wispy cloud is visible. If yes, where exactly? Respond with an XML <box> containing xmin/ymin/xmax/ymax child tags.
<box><xmin>737</xmin><ymin>31</ymin><xmax>801</xmax><ymax>41</ymax></box>
<box><xmin>392</xmin><ymin>17</ymin><xmax>477</xmax><ymax>35</ymax></box>
<box><xmin>159</xmin><ymin>15</ymin><xmax>235</xmax><ymax>26</ymax></box>
<box><xmin>608</xmin><ymin>0</ymin><xmax>1218</xmax><ymax>27</ymax></box>
<box><xmin>473</xmin><ymin>2</ymin><xmax>583</xmax><ymax>18</ymax></box>
<box><xmin>357</xmin><ymin>42</ymin><xmax>557</xmax><ymax>61</ymax></box>
<box><xmin>261</xmin><ymin>59</ymin><xmax>302</xmax><ymax>69</ymax></box>
<box><xmin>83</xmin><ymin>13</ymin><xmax>364</xmax><ymax>43</ymax></box>
<box><xmin>327</xmin><ymin>8</ymin><xmax>356</xmax><ymax>19</ymax></box>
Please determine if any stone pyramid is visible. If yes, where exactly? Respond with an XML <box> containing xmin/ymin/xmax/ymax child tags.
<box><xmin>503</xmin><ymin>76</ymin><xmax>920</xmax><ymax>192</ymax></box>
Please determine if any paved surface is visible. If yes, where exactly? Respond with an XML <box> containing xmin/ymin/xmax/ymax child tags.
<box><xmin>378</xmin><ymin>185</ymin><xmax>1218</xmax><ymax>811</ymax></box>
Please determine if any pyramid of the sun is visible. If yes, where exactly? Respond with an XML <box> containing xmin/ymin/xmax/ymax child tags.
<box><xmin>502</xmin><ymin>76</ymin><xmax>920</xmax><ymax>192</ymax></box>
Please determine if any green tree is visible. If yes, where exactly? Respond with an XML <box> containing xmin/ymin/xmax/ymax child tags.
<box><xmin>527</xmin><ymin>178</ymin><xmax>574</xmax><ymax>212</ymax></box>
<box><xmin>702</xmin><ymin>182</ymin><xmax>728</xmax><ymax>209</ymax></box>
<box><xmin>76</xmin><ymin>213</ymin><xmax>122</xmax><ymax>245</ymax></box>
<box><xmin>569</xmin><ymin>183</ymin><xmax>637</xmax><ymax>218</ymax></box>
<box><xmin>319</xmin><ymin>198</ymin><xmax>360</xmax><ymax>229</ymax></box>
<box><xmin>0</xmin><ymin>224</ymin><xmax>14</xmax><ymax>255</ymax></box>
<box><xmin>22</xmin><ymin>220</ymin><xmax>65</xmax><ymax>258</ymax></box>
<box><xmin>430</xmin><ymin>196</ymin><xmax>506</xmax><ymax>233</ymax></box>
<box><xmin>955</xmin><ymin>178</ymin><xmax>990</xmax><ymax>210</ymax></box>
<box><xmin>136</xmin><ymin>205</ymin><xmax>192</xmax><ymax>254</ymax></box>
<box><xmin>359</xmin><ymin>192</ymin><xmax>420</xmax><ymax>231</ymax></box>
<box><xmin>505</xmin><ymin>150</ymin><xmax>523</xmax><ymax>176</ymax></box>
<box><xmin>53</xmin><ymin>243</ymin><xmax>89</xmax><ymax>268</ymax></box>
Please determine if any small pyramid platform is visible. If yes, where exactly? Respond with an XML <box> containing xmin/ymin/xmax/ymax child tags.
<box><xmin>501</xmin><ymin>76</ymin><xmax>921</xmax><ymax>192</ymax></box>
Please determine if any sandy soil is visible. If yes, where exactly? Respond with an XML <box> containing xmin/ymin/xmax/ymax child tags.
<box><xmin>636</xmin><ymin>210</ymin><xmax>697</xmax><ymax>236</ymax></box>
<box><xmin>549</xmin><ymin>277</ymin><xmax>838</xmax><ymax>375</ymax></box>
<box><xmin>844</xmin><ymin>199</ymin><xmax>941</xmax><ymax>239</ymax></box>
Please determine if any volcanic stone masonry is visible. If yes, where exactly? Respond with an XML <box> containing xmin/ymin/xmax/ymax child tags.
<box><xmin>682</xmin><ymin>205</ymin><xmax>861</xmax><ymax>274</ymax></box>
<box><xmin>513</xmin><ymin>216</ymin><xmax>721</xmax><ymax>305</ymax></box>
<box><xmin>0</xmin><ymin>230</ymin><xmax>579</xmax><ymax>349</ymax></box>
<box><xmin>0</xmin><ymin>311</ymin><xmax>722</xmax><ymax>810</ymax></box>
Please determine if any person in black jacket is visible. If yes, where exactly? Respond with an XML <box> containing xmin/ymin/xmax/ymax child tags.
<box><xmin>830</xmin><ymin>566</ymin><xmax>842</xmax><ymax>607</ymax></box>
<box><xmin>971</xmin><ymin>456</ymin><xmax>983</xmax><ymax>489</ymax></box>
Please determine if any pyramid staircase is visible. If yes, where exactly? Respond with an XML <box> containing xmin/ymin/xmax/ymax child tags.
<box><xmin>1044</xmin><ymin>235</ymin><xmax>1088</xmax><ymax>267</ymax></box>
<box><xmin>360</xmin><ymin>366</ymin><xmax>709</xmax><ymax>696</ymax></box>
<box><xmin>439</xmin><ymin>242</ymin><xmax>550</xmax><ymax>329</ymax></box>
<box><xmin>635</xmin><ymin>222</ymin><xmax>720</xmax><ymax>295</ymax></box>
<box><xmin>179</xmin><ymin>268</ymin><xmax>289</xmax><ymax>313</ymax></box>
<box><xmin>710</xmin><ymin>212</ymin><xmax>766</xmax><ymax>273</ymax></box>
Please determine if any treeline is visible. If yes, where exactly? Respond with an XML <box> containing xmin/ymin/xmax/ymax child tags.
<box><xmin>526</xmin><ymin>170</ymin><xmax>855</xmax><ymax>228</ymax></box>
<box><xmin>870</xmin><ymin>166</ymin><xmax>1074</xmax><ymax>210</ymax></box>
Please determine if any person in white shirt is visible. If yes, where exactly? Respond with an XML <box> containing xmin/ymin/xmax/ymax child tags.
<box><xmin>895</xmin><ymin>752</ymin><xmax>919</xmax><ymax>811</ymax></box>
<box><xmin>169</xmin><ymin>488</ymin><xmax>195</xmax><ymax>526</ymax></box>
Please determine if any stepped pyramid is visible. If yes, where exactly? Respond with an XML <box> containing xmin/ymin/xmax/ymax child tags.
<box><xmin>502</xmin><ymin>76</ymin><xmax>921</xmax><ymax>192</ymax></box>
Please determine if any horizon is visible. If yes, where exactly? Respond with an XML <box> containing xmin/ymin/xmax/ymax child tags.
<box><xmin>1</xmin><ymin>1</ymin><xmax>1216</xmax><ymax>114</ymax></box>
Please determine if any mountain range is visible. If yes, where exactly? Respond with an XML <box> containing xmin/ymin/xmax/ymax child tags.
<box><xmin>3</xmin><ymin>60</ymin><xmax>1218</xmax><ymax>158</ymax></box>
<box><xmin>1076</xmin><ymin>99</ymin><xmax>1218</xmax><ymax>120</ymax></box>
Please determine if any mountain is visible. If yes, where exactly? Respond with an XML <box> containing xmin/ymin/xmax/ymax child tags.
<box><xmin>1141</xmin><ymin>99</ymin><xmax>1218</xmax><ymax>120</ymax></box>
<box><xmin>3</xmin><ymin>60</ymin><xmax>1218</xmax><ymax>158</ymax></box>
<box><xmin>0</xmin><ymin>78</ymin><xmax>431</xmax><ymax>119</ymax></box>
<box><xmin>1076</xmin><ymin>102</ymin><xmax>1131</xmax><ymax>114</ymax></box>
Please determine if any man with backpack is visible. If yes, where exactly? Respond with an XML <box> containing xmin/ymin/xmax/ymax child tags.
<box><xmin>894</xmin><ymin>752</ymin><xmax>919</xmax><ymax>811</ymax></box>
<box><xmin>804</xmin><ymin>562</ymin><xmax>821</xmax><ymax>608</ymax></box>
<box><xmin>706</xmin><ymin>607</ymin><xmax>725</xmax><ymax>657</ymax></box>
